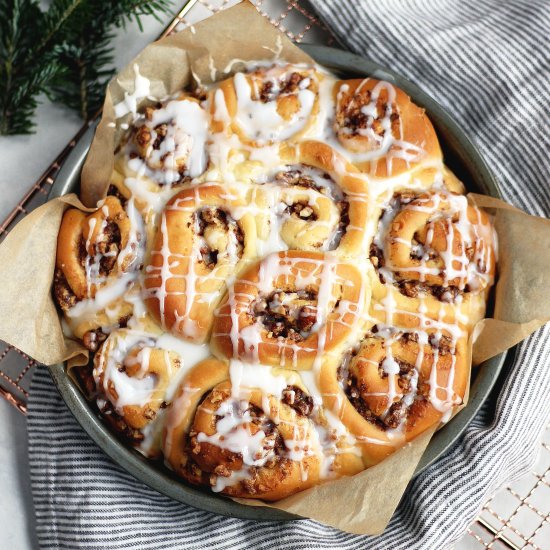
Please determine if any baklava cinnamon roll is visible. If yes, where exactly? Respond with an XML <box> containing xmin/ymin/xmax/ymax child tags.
<box><xmin>143</xmin><ymin>183</ymin><xmax>256</xmax><ymax>343</ymax></box>
<box><xmin>250</xmin><ymin>141</ymin><xmax>370</xmax><ymax>256</ymax></box>
<box><xmin>369</xmin><ymin>189</ymin><xmax>496</xmax><ymax>302</ymax></box>
<box><xmin>54</xmin><ymin>196</ymin><xmax>145</xmax><ymax>349</ymax></box>
<box><xmin>52</xmin><ymin>58</ymin><xmax>499</xmax><ymax>502</ymax></box>
<box><xmin>163</xmin><ymin>358</ymin><xmax>352</xmax><ymax>500</ymax></box>
<box><xmin>333</xmin><ymin>78</ymin><xmax>441</xmax><ymax>177</ymax></box>
<box><xmin>122</xmin><ymin>95</ymin><xmax>209</xmax><ymax>186</ymax></box>
<box><xmin>211</xmin><ymin>63</ymin><xmax>320</xmax><ymax>147</ymax></box>
<box><xmin>320</xmin><ymin>322</ymin><xmax>469</xmax><ymax>466</ymax></box>
<box><xmin>93</xmin><ymin>327</ymin><xmax>182</xmax><ymax>457</ymax></box>
<box><xmin>211</xmin><ymin>251</ymin><xmax>368</xmax><ymax>369</ymax></box>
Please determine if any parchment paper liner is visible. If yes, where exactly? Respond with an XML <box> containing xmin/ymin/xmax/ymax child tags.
<box><xmin>1</xmin><ymin>2</ymin><xmax>549</xmax><ymax>535</ymax></box>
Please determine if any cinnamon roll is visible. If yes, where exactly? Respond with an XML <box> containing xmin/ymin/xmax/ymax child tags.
<box><xmin>369</xmin><ymin>189</ymin><xmax>496</xmax><ymax>302</ymax></box>
<box><xmin>164</xmin><ymin>358</ymin><xmax>361</xmax><ymax>499</ymax></box>
<box><xmin>210</xmin><ymin>251</ymin><xmax>368</xmax><ymax>369</ymax></box>
<box><xmin>93</xmin><ymin>327</ymin><xmax>183</xmax><ymax>457</ymax></box>
<box><xmin>333</xmin><ymin>78</ymin><xmax>441</xmax><ymax>177</ymax></box>
<box><xmin>320</xmin><ymin>322</ymin><xmax>470</xmax><ymax>466</ymax></box>
<box><xmin>122</xmin><ymin>95</ymin><xmax>209</xmax><ymax>186</ymax></box>
<box><xmin>54</xmin><ymin>196</ymin><xmax>145</xmax><ymax>349</ymax></box>
<box><xmin>211</xmin><ymin>63</ymin><xmax>320</xmax><ymax>147</ymax></box>
<box><xmin>143</xmin><ymin>183</ymin><xmax>257</xmax><ymax>343</ymax></box>
<box><xmin>249</xmin><ymin>141</ymin><xmax>370</xmax><ymax>256</ymax></box>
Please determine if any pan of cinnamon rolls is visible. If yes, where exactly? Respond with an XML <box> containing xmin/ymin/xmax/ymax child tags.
<box><xmin>49</xmin><ymin>45</ymin><xmax>504</xmax><ymax>519</ymax></box>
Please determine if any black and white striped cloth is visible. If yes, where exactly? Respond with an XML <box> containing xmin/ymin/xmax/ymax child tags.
<box><xmin>28</xmin><ymin>1</ymin><xmax>550</xmax><ymax>548</ymax></box>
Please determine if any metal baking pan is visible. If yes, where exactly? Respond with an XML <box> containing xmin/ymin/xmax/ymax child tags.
<box><xmin>47</xmin><ymin>44</ymin><xmax>508</xmax><ymax>522</ymax></box>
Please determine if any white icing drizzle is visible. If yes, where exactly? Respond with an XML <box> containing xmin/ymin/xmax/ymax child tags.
<box><xmin>372</xmin><ymin>185</ymin><xmax>495</xmax><ymax>294</ymax></box>
<box><xmin>65</xmin><ymin>198</ymin><xmax>145</xmax><ymax>330</ymax></box>
<box><xmin>70</xmin><ymin>59</ymin><xmax>497</xmax><ymax>493</ymax></box>
<box><xmin>114</xmin><ymin>64</ymin><xmax>151</xmax><ymax>119</ymax></box>
<box><xmin>262</xmin><ymin>35</ymin><xmax>283</xmax><ymax>58</ymax></box>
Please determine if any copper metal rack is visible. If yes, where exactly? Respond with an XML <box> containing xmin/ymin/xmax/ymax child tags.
<box><xmin>0</xmin><ymin>1</ymin><xmax>547</xmax><ymax>548</ymax></box>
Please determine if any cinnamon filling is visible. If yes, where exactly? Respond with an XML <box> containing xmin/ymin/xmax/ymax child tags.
<box><xmin>132</xmin><ymin>106</ymin><xmax>192</xmax><ymax>184</ymax></box>
<box><xmin>96</xmin><ymin>221</ymin><xmax>122</xmax><ymax>275</ymax></box>
<box><xmin>343</xmin><ymin>372</ymin><xmax>415</xmax><ymax>431</ymax></box>
<box><xmin>341</xmin><ymin>373</ymin><xmax>388</xmax><ymax>431</ymax></box>
<box><xmin>370</xmin><ymin>238</ymin><xmax>467</xmax><ymax>303</ymax></box>
<box><xmin>253</xmin><ymin>290</ymin><xmax>318</xmax><ymax>341</ymax></box>
<box><xmin>274</xmin><ymin>165</ymin><xmax>341</xmax><ymax>197</ymax></box>
<box><xmin>53</xmin><ymin>269</ymin><xmax>78</xmax><ymax>311</ymax></box>
<box><xmin>283</xmin><ymin>201</ymin><xmax>318</xmax><ymax>221</ymax></box>
<box><xmin>273</xmin><ymin>166</ymin><xmax>350</xmax><ymax>249</ymax></box>
<box><xmin>397</xmin><ymin>280</ymin><xmax>464</xmax><ymax>302</ymax></box>
<box><xmin>282</xmin><ymin>385</ymin><xmax>314</xmax><ymax>417</ymax></box>
<box><xmin>274</xmin><ymin>167</ymin><xmax>328</xmax><ymax>193</ymax></box>
<box><xmin>257</xmin><ymin>71</ymin><xmax>306</xmax><ymax>103</ymax></box>
<box><xmin>82</xmin><ymin>329</ymin><xmax>107</xmax><ymax>352</ymax></box>
<box><xmin>107</xmin><ymin>185</ymin><xmax>127</xmax><ymax>205</ymax></box>
<box><xmin>189</xmin><ymin>401</ymin><xmax>286</xmax><ymax>480</ymax></box>
<box><xmin>77</xmin><ymin>220</ymin><xmax>122</xmax><ymax>278</ymax></box>
<box><xmin>428</xmin><ymin>333</ymin><xmax>454</xmax><ymax>355</ymax></box>
<box><xmin>341</xmin><ymin>89</ymin><xmax>400</xmax><ymax>137</ymax></box>
<box><xmin>335</xmin><ymin>200</ymin><xmax>350</xmax><ymax>249</ymax></box>
<box><xmin>99</xmin><ymin>399</ymin><xmax>145</xmax><ymax>445</ymax></box>
<box><xmin>195</xmin><ymin>208</ymin><xmax>244</xmax><ymax>270</ymax></box>
<box><xmin>82</xmin><ymin>314</ymin><xmax>130</xmax><ymax>352</ymax></box>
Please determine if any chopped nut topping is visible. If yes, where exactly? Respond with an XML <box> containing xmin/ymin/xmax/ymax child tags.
<box><xmin>195</xmin><ymin>208</ymin><xmax>244</xmax><ymax>270</ymax></box>
<box><xmin>282</xmin><ymin>385</ymin><xmax>314</xmax><ymax>416</ymax></box>
<box><xmin>253</xmin><ymin>290</ymin><xmax>318</xmax><ymax>341</ymax></box>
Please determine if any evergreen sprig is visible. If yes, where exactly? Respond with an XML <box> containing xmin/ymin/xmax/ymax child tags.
<box><xmin>0</xmin><ymin>0</ymin><xmax>173</xmax><ymax>135</ymax></box>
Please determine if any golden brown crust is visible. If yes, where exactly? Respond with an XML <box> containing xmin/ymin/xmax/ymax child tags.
<box><xmin>210</xmin><ymin>251</ymin><xmax>368</xmax><ymax>369</ymax></box>
<box><xmin>333</xmin><ymin>78</ymin><xmax>442</xmax><ymax>177</ymax></box>
<box><xmin>211</xmin><ymin>64</ymin><xmax>320</xmax><ymax>147</ymax></box>
<box><xmin>143</xmin><ymin>183</ymin><xmax>257</xmax><ymax>343</ymax></box>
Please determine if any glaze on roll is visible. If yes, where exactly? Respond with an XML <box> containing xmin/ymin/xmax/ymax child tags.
<box><xmin>54</xmin><ymin>195</ymin><xmax>145</xmax><ymax>349</ymax></box>
<box><xmin>52</xmin><ymin>59</ymin><xmax>497</xmax><ymax>501</ymax></box>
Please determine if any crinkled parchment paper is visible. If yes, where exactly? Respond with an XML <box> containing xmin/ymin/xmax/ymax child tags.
<box><xmin>1</xmin><ymin>1</ymin><xmax>549</xmax><ymax>536</ymax></box>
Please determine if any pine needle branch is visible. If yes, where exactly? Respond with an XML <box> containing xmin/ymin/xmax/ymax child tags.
<box><xmin>50</xmin><ymin>0</ymin><xmax>174</xmax><ymax>120</ymax></box>
<box><xmin>0</xmin><ymin>0</ymin><xmax>174</xmax><ymax>135</ymax></box>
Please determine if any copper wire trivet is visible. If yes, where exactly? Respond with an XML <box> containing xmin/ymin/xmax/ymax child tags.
<box><xmin>0</xmin><ymin>2</ymin><xmax>547</xmax><ymax>548</ymax></box>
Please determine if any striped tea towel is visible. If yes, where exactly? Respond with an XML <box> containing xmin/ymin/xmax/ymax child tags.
<box><xmin>28</xmin><ymin>0</ymin><xmax>550</xmax><ymax>548</ymax></box>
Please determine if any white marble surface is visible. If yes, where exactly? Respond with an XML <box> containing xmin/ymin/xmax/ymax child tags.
<box><xmin>0</xmin><ymin>12</ymin><xmax>173</xmax><ymax>550</ymax></box>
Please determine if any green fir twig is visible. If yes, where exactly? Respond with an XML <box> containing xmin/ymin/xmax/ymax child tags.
<box><xmin>0</xmin><ymin>0</ymin><xmax>174</xmax><ymax>135</ymax></box>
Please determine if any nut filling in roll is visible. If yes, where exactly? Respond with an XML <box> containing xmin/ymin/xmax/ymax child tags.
<box><xmin>52</xmin><ymin>59</ymin><xmax>497</xmax><ymax>501</ymax></box>
<box><xmin>370</xmin><ymin>189</ymin><xmax>496</xmax><ymax>302</ymax></box>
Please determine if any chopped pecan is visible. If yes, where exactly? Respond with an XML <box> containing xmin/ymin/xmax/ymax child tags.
<box><xmin>282</xmin><ymin>385</ymin><xmax>314</xmax><ymax>417</ymax></box>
